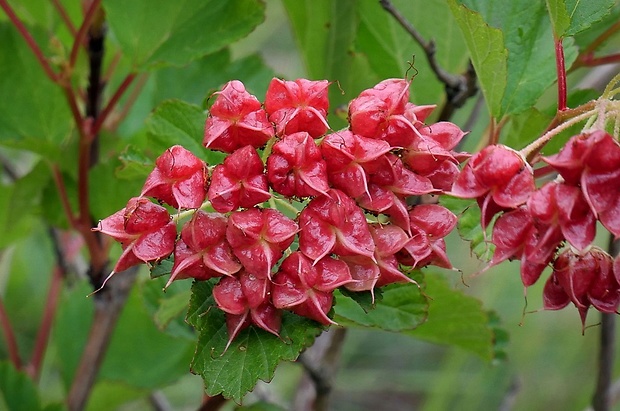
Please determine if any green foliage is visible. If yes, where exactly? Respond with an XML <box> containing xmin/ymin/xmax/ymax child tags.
<box><xmin>408</xmin><ymin>272</ymin><xmax>496</xmax><ymax>360</ymax></box>
<box><xmin>0</xmin><ymin>361</ymin><xmax>42</xmax><ymax>411</ymax></box>
<box><xmin>104</xmin><ymin>0</ymin><xmax>266</xmax><ymax>69</ymax></box>
<box><xmin>0</xmin><ymin>24</ymin><xmax>73</xmax><ymax>160</ymax></box>
<box><xmin>448</xmin><ymin>0</ymin><xmax>507</xmax><ymax>119</ymax></box>
<box><xmin>335</xmin><ymin>281</ymin><xmax>428</xmax><ymax>332</ymax></box>
<box><xmin>187</xmin><ymin>280</ymin><xmax>323</xmax><ymax>402</ymax></box>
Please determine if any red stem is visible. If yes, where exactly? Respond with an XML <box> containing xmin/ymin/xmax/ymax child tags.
<box><xmin>0</xmin><ymin>0</ymin><xmax>59</xmax><ymax>82</ymax></box>
<box><xmin>51</xmin><ymin>164</ymin><xmax>79</xmax><ymax>226</ymax></box>
<box><xmin>579</xmin><ymin>53</ymin><xmax>620</xmax><ymax>67</ymax></box>
<box><xmin>555</xmin><ymin>37</ymin><xmax>568</xmax><ymax>112</ymax></box>
<box><xmin>50</xmin><ymin>0</ymin><xmax>77</xmax><ymax>36</ymax></box>
<box><xmin>106</xmin><ymin>73</ymin><xmax>149</xmax><ymax>131</ymax></box>
<box><xmin>0</xmin><ymin>297</ymin><xmax>22</xmax><ymax>369</ymax></box>
<box><xmin>580</xmin><ymin>21</ymin><xmax>620</xmax><ymax>61</ymax></box>
<box><xmin>68</xmin><ymin>0</ymin><xmax>101</xmax><ymax>69</ymax></box>
<box><xmin>91</xmin><ymin>73</ymin><xmax>137</xmax><ymax>135</ymax></box>
<box><xmin>28</xmin><ymin>266</ymin><xmax>64</xmax><ymax>381</ymax></box>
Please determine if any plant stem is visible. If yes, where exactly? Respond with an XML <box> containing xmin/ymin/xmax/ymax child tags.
<box><xmin>295</xmin><ymin>328</ymin><xmax>348</xmax><ymax>411</ymax></box>
<box><xmin>592</xmin><ymin>237</ymin><xmax>620</xmax><ymax>411</ymax></box>
<box><xmin>50</xmin><ymin>0</ymin><xmax>77</xmax><ymax>36</ymax></box>
<box><xmin>28</xmin><ymin>265</ymin><xmax>63</xmax><ymax>381</ymax></box>
<box><xmin>555</xmin><ymin>37</ymin><xmax>568</xmax><ymax>112</ymax></box>
<box><xmin>66</xmin><ymin>267</ymin><xmax>138</xmax><ymax>411</ymax></box>
<box><xmin>91</xmin><ymin>72</ymin><xmax>137</xmax><ymax>136</ymax></box>
<box><xmin>0</xmin><ymin>297</ymin><xmax>21</xmax><ymax>370</ymax></box>
<box><xmin>0</xmin><ymin>0</ymin><xmax>59</xmax><ymax>82</ymax></box>
<box><xmin>68</xmin><ymin>0</ymin><xmax>102</xmax><ymax>70</ymax></box>
<box><xmin>379</xmin><ymin>0</ymin><xmax>478</xmax><ymax>121</ymax></box>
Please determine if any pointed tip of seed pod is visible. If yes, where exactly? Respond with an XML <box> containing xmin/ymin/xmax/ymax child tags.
<box><xmin>86</xmin><ymin>271</ymin><xmax>116</xmax><ymax>297</ymax></box>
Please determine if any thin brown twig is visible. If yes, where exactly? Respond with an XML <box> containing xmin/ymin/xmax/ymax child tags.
<box><xmin>379</xmin><ymin>0</ymin><xmax>477</xmax><ymax>121</ymax></box>
<box><xmin>295</xmin><ymin>328</ymin><xmax>348</xmax><ymax>411</ymax></box>
<box><xmin>50</xmin><ymin>0</ymin><xmax>77</xmax><ymax>36</ymax></box>
<box><xmin>0</xmin><ymin>0</ymin><xmax>59</xmax><ymax>82</ymax></box>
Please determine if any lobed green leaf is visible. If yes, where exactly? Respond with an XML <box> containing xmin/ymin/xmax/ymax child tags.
<box><xmin>188</xmin><ymin>281</ymin><xmax>323</xmax><ymax>402</ymax></box>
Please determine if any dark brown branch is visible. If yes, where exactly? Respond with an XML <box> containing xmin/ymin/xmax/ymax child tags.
<box><xmin>295</xmin><ymin>328</ymin><xmax>348</xmax><ymax>411</ymax></box>
<box><xmin>592</xmin><ymin>238</ymin><xmax>620</xmax><ymax>411</ymax></box>
<box><xmin>66</xmin><ymin>267</ymin><xmax>138</xmax><ymax>411</ymax></box>
<box><xmin>379</xmin><ymin>0</ymin><xmax>478</xmax><ymax>121</ymax></box>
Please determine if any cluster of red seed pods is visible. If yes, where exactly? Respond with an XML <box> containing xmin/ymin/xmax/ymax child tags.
<box><xmin>95</xmin><ymin>75</ymin><xmax>620</xmax><ymax>339</ymax></box>
<box><xmin>95</xmin><ymin>77</ymin><xmax>466</xmax><ymax>345</ymax></box>
<box><xmin>451</xmin><ymin>131</ymin><xmax>620</xmax><ymax>327</ymax></box>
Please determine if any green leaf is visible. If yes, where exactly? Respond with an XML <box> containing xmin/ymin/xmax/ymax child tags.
<box><xmin>187</xmin><ymin>281</ymin><xmax>323</xmax><ymax>402</ymax></box>
<box><xmin>115</xmin><ymin>145</ymin><xmax>154</xmax><ymax>180</ymax></box>
<box><xmin>0</xmin><ymin>23</ymin><xmax>73</xmax><ymax>159</ymax></box>
<box><xmin>334</xmin><ymin>280</ymin><xmax>428</xmax><ymax>332</ymax></box>
<box><xmin>0</xmin><ymin>361</ymin><xmax>42</xmax><ymax>411</ymax></box>
<box><xmin>89</xmin><ymin>158</ymin><xmax>144</xmax><ymax>220</ymax></box>
<box><xmin>408</xmin><ymin>272</ymin><xmax>495</xmax><ymax>360</ymax></box>
<box><xmin>53</xmin><ymin>280</ymin><xmax>94</xmax><ymax>390</ymax></box>
<box><xmin>448</xmin><ymin>0</ymin><xmax>507</xmax><ymax>119</ymax></box>
<box><xmin>154</xmin><ymin>49</ymin><xmax>276</xmax><ymax>105</ymax></box>
<box><xmin>461</xmin><ymin>0</ymin><xmax>578</xmax><ymax>116</ymax></box>
<box><xmin>501</xmin><ymin>107</ymin><xmax>553</xmax><ymax>150</ymax></box>
<box><xmin>104</xmin><ymin>0</ymin><xmax>266</xmax><ymax>69</ymax></box>
<box><xmin>140</xmin><ymin>276</ymin><xmax>194</xmax><ymax>339</ymax></box>
<box><xmin>282</xmin><ymin>0</ymin><xmax>376</xmax><ymax>124</ymax></box>
<box><xmin>564</xmin><ymin>0</ymin><xmax>616</xmax><ymax>36</ymax></box>
<box><xmin>85</xmin><ymin>382</ymin><xmax>145</xmax><ymax>411</ymax></box>
<box><xmin>337</xmin><ymin>287</ymin><xmax>383</xmax><ymax>313</ymax></box>
<box><xmin>150</xmin><ymin>257</ymin><xmax>174</xmax><ymax>279</ymax></box>
<box><xmin>546</xmin><ymin>0</ymin><xmax>571</xmax><ymax>35</ymax></box>
<box><xmin>100</xmin><ymin>284</ymin><xmax>195</xmax><ymax>389</ymax></box>
<box><xmin>440</xmin><ymin>196</ymin><xmax>490</xmax><ymax>260</ymax></box>
<box><xmin>145</xmin><ymin>99</ymin><xmax>207</xmax><ymax>158</ymax></box>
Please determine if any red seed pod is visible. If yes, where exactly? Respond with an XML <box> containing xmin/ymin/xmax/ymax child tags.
<box><xmin>204</xmin><ymin>80</ymin><xmax>274</xmax><ymax>153</ymax></box>
<box><xmin>321</xmin><ymin>130</ymin><xmax>391</xmax><ymax>198</ymax></box>
<box><xmin>400</xmin><ymin>204</ymin><xmax>456</xmax><ymax>269</ymax></box>
<box><xmin>264</xmin><ymin>78</ymin><xmax>330</xmax><ymax>138</ymax></box>
<box><xmin>226</xmin><ymin>208</ymin><xmax>298</xmax><ymax>279</ymax></box>
<box><xmin>348</xmin><ymin>78</ymin><xmax>419</xmax><ymax>147</ymax></box>
<box><xmin>298</xmin><ymin>189</ymin><xmax>376</xmax><ymax>263</ymax></box>
<box><xmin>451</xmin><ymin>144</ymin><xmax>535</xmax><ymax>228</ymax></box>
<box><xmin>213</xmin><ymin>272</ymin><xmax>281</xmax><ymax>351</ymax></box>
<box><xmin>141</xmin><ymin>145</ymin><xmax>208</xmax><ymax>209</ymax></box>
<box><xmin>167</xmin><ymin>211</ymin><xmax>241</xmax><ymax>287</ymax></box>
<box><xmin>94</xmin><ymin>197</ymin><xmax>176</xmax><ymax>273</ymax></box>
<box><xmin>544</xmin><ymin>131</ymin><xmax>620</xmax><ymax>237</ymax></box>
<box><xmin>543</xmin><ymin>247</ymin><xmax>619</xmax><ymax>328</ymax></box>
<box><xmin>266</xmin><ymin>131</ymin><xmax>330</xmax><ymax>198</ymax></box>
<box><xmin>272</xmin><ymin>252</ymin><xmax>352</xmax><ymax>325</ymax></box>
<box><xmin>207</xmin><ymin>145</ymin><xmax>271</xmax><ymax>213</ymax></box>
